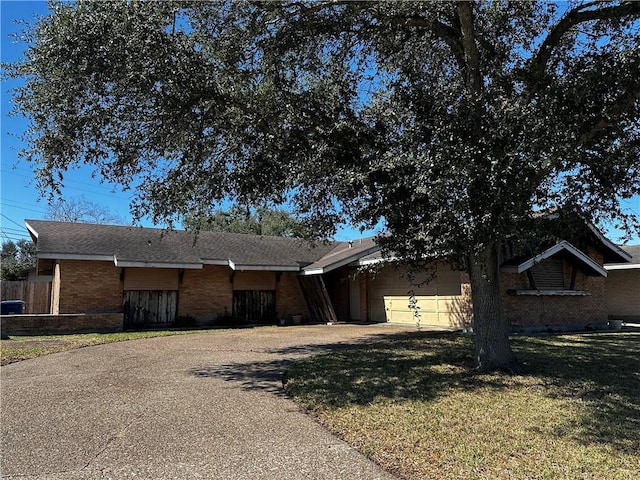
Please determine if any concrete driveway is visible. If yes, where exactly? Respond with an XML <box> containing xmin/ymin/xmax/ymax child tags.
<box><xmin>1</xmin><ymin>324</ymin><xmax>417</xmax><ymax>479</ymax></box>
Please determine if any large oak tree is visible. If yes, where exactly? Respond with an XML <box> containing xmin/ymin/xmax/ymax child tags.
<box><xmin>7</xmin><ymin>1</ymin><xmax>640</xmax><ymax>370</ymax></box>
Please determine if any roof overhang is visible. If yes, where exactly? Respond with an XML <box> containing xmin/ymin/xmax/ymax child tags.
<box><xmin>202</xmin><ymin>259</ymin><xmax>232</xmax><ymax>266</ymax></box>
<box><xmin>113</xmin><ymin>257</ymin><xmax>203</xmax><ymax>269</ymax></box>
<box><xmin>301</xmin><ymin>245</ymin><xmax>381</xmax><ymax>275</ymax></box>
<box><xmin>587</xmin><ymin>224</ymin><xmax>633</xmax><ymax>263</ymax></box>
<box><xmin>604</xmin><ymin>263</ymin><xmax>640</xmax><ymax>271</ymax></box>
<box><xmin>25</xmin><ymin>221</ymin><xmax>39</xmax><ymax>241</ymax></box>
<box><xmin>501</xmin><ymin>240</ymin><xmax>607</xmax><ymax>277</ymax></box>
<box><xmin>227</xmin><ymin>259</ymin><xmax>300</xmax><ymax>272</ymax></box>
<box><xmin>355</xmin><ymin>254</ymin><xmax>398</xmax><ymax>267</ymax></box>
<box><xmin>37</xmin><ymin>252</ymin><xmax>115</xmax><ymax>262</ymax></box>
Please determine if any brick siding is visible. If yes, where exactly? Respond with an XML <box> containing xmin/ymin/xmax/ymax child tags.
<box><xmin>275</xmin><ymin>273</ymin><xmax>310</xmax><ymax>320</ymax></box>
<box><xmin>456</xmin><ymin>274</ymin><xmax>474</xmax><ymax>328</ymax></box>
<box><xmin>178</xmin><ymin>265</ymin><xmax>233</xmax><ymax>321</ymax></box>
<box><xmin>501</xmin><ymin>262</ymin><xmax>608</xmax><ymax>330</ymax></box>
<box><xmin>36</xmin><ymin>252</ymin><xmax>615</xmax><ymax>332</ymax></box>
<box><xmin>1</xmin><ymin>313</ymin><xmax>123</xmax><ymax>336</ymax></box>
<box><xmin>57</xmin><ymin>260</ymin><xmax>123</xmax><ymax>314</ymax></box>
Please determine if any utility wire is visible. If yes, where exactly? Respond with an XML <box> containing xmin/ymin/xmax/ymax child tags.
<box><xmin>0</xmin><ymin>214</ymin><xmax>25</xmax><ymax>230</ymax></box>
<box><xmin>0</xmin><ymin>200</ymin><xmax>46</xmax><ymax>215</ymax></box>
<box><xmin>2</xmin><ymin>169</ymin><xmax>133</xmax><ymax>201</ymax></box>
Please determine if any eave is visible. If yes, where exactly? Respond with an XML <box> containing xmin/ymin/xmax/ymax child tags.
<box><xmin>587</xmin><ymin>224</ymin><xmax>632</xmax><ymax>263</ymax></box>
<box><xmin>36</xmin><ymin>252</ymin><xmax>114</xmax><ymax>262</ymax></box>
<box><xmin>227</xmin><ymin>259</ymin><xmax>301</xmax><ymax>272</ymax></box>
<box><xmin>113</xmin><ymin>257</ymin><xmax>203</xmax><ymax>269</ymax></box>
<box><xmin>301</xmin><ymin>245</ymin><xmax>381</xmax><ymax>275</ymax></box>
<box><xmin>604</xmin><ymin>263</ymin><xmax>640</xmax><ymax>271</ymax></box>
<box><xmin>500</xmin><ymin>240</ymin><xmax>607</xmax><ymax>277</ymax></box>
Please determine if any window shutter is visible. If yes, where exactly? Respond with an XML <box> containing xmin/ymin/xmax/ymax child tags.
<box><xmin>529</xmin><ymin>259</ymin><xmax>565</xmax><ymax>290</ymax></box>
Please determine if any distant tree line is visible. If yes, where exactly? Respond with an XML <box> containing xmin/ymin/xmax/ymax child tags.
<box><xmin>183</xmin><ymin>205</ymin><xmax>308</xmax><ymax>237</ymax></box>
<box><xmin>1</xmin><ymin>239</ymin><xmax>35</xmax><ymax>281</ymax></box>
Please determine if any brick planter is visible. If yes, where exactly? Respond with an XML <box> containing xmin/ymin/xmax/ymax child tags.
<box><xmin>1</xmin><ymin>313</ymin><xmax>123</xmax><ymax>336</ymax></box>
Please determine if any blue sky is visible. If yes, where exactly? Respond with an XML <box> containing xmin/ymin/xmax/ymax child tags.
<box><xmin>1</xmin><ymin>1</ymin><xmax>141</xmax><ymax>242</ymax></box>
<box><xmin>1</xmin><ymin>1</ymin><xmax>638</xmax><ymax>245</ymax></box>
<box><xmin>1</xmin><ymin>0</ymin><xmax>378</xmax><ymax>242</ymax></box>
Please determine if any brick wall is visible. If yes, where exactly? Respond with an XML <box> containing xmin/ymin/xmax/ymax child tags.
<box><xmin>606</xmin><ymin>269</ymin><xmax>640</xmax><ymax>321</ymax></box>
<box><xmin>1</xmin><ymin>313</ymin><xmax>123</xmax><ymax>336</ymax></box>
<box><xmin>57</xmin><ymin>260</ymin><xmax>123</xmax><ymax>314</ymax></box>
<box><xmin>178</xmin><ymin>265</ymin><xmax>233</xmax><ymax>321</ymax></box>
<box><xmin>501</xmin><ymin>263</ymin><xmax>608</xmax><ymax>330</ymax></box>
<box><xmin>275</xmin><ymin>273</ymin><xmax>310</xmax><ymax>320</ymax></box>
<box><xmin>178</xmin><ymin>268</ymin><xmax>310</xmax><ymax>322</ymax></box>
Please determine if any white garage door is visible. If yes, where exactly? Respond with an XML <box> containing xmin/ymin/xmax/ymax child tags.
<box><xmin>368</xmin><ymin>263</ymin><xmax>466</xmax><ymax>327</ymax></box>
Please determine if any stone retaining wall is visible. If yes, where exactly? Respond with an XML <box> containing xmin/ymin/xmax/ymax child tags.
<box><xmin>1</xmin><ymin>313</ymin><xmax>123</xmax><ymax>337</ymax></box>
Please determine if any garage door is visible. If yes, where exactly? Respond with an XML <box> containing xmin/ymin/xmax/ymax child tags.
<box><xmin>368</xmin><ymin>264</ymin><xmax>465</xmax><ymax>327</ymax></box>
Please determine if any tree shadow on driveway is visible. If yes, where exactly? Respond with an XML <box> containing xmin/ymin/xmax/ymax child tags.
<box><xmin>188</xmin><ymin>331</ymin><xmax>441</xmax><ymax>396</ymax></box>
<box><xmin>190</xmin><ymin>331</ymin><xmax>640</xmax><ymax>455</ymax></box>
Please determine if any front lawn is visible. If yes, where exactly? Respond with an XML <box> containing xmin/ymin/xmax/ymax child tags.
<box><xmin>285</xmin><ymin>332</ymin><xmax>640</xmax><ymax>480</ymax></box>
<box><xmin>0</xmin><ymin>329</ymin><xmax>214</xmax><ymax>365</ymax></box>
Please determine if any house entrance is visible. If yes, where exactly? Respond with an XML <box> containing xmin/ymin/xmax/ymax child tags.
<box><xmin>232</xmin><ymin>290</ymin><xmax>276</xmax><ymax>324</ymax></box>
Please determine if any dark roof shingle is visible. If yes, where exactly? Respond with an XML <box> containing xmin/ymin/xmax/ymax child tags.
<box><xmin>25</xmin><ymin>219</ymin><xmax>354</xmax><ymax>270</ymax></box>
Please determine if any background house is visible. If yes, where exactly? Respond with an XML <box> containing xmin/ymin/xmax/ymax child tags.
<box><xmin>605</xmin><ymin>245</ymin><xmax>640</xmax><ymax>323</ymax></box>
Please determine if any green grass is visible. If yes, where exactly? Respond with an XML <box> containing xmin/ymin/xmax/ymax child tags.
<box><xmin>0</xmin><ymin>329</ymin><xmax>213</xmax><ymax>365</ymax></box>
<box><xmin>285</xmin><ymin>332</ymin><xmax>640</xmax><ymax>480</ymax></box>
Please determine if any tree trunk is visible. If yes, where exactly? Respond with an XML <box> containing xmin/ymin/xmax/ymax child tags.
<box><xmin>468</xmin><ymin>243</ymin><xmax>518</xmax><ymax>372</ymax></box>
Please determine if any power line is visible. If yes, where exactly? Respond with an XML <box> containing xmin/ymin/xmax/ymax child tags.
<box><xmin>0</xmin><ymin>231</ymin><xmax>28</xmax><ymax>242</ymax></box>
<box><xmin>0</xmin><ymin>198</ymin><xmax>48</xmax><ymax>209</ymax></box>
<box><xmin>2</xmin><ymin>168</ymin><xmax>134</xmax><ymax>201</ymax></box>
<box><xmin>0</xmin><ymin>200</ymin><xmax>47</xmax><ymax>215</ymax></box>
<box><xmin>1</xmin><ymin>226</ymin><xmax>28</xmax><ymax>235</ymax></box>
<box><xmin>0</xmin><ymin>214</ymin><xmax>25</xmax><ymax>230</ymax></box>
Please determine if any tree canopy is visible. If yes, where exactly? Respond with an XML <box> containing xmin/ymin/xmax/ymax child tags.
<box><xmin>6</xmin><ymin>0</ymin><xmax>640</xmax><ymax>369</ymax></box>
<box><xmin>1</xmin><ymin>239</ymin><xmax>35</xmax><ymax>281</ymax></box>
<box><xmin>183</xmin><ymin>205</ymin><xmax>308</xmax><ymax>237</ymax></box>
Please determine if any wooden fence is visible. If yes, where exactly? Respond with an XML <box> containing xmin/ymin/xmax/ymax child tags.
<box><xmin>1</xmin><ymin>281</ymin><xmax>51</xmax><ymax>314</ymax></box>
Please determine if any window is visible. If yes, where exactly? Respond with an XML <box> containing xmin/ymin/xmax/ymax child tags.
<box><xmin>528</xmin><ymin>259</ymin><xmax>564</xmax><ymax>290</ymax></box>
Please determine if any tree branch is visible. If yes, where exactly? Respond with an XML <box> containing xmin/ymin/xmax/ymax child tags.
<box><xmin>525</xmin><ymin>1</ymin><xmax>640</xmax><ymax>101</ymax></box>
<box><xmin>580</xmin><ymin>81</ymin><xmax>640</xmax><ymax>143</ymax></box>
<box><xmin>456</xmin><ymin>1</ymin><xmax>482</xmax><ymax>93</ymax></box>
<box><xmin>390</xmin><ymin>16</ymin><xmax>466</xmax><ymax>74</ymax></box>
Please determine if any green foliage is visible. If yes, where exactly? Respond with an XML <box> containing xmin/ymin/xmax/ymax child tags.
<box><xmin>183</xmin><ymin>205</ymin><xmax>308</xmax><ymax>237</ymax></box>
<box><xmin>1</xmin><ymin>239</ymin><xmax>35</xmax><ymax>280</ymax></box>
<box><xmin>0</xmin><ymin>329</ymin><xmax>219</xmax><ymax>365</ymax></box>
<box><xmin>6</xmin><ymin>1</ymin><xmax>638</xmax><ymax>250</ymax></box>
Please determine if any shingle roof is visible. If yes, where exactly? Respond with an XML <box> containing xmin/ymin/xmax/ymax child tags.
<box><xmin>25</xmin><ymin>220</ymin><xmax>345</xmax><ymax>271</ymax></box>
<box><xmin>620</xmin><ymin>245</ymin><xmax>640</xmax><ymax>264</ymax></box>
<box><xmin>605</xmin><ymin>244</ymin><xmax>640</xmax><ymax>270</ymax></box>
<box><xmin>301</xmin><ymin>237</ymin><xmax>379</xmax><ymax>274</ymax></box>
